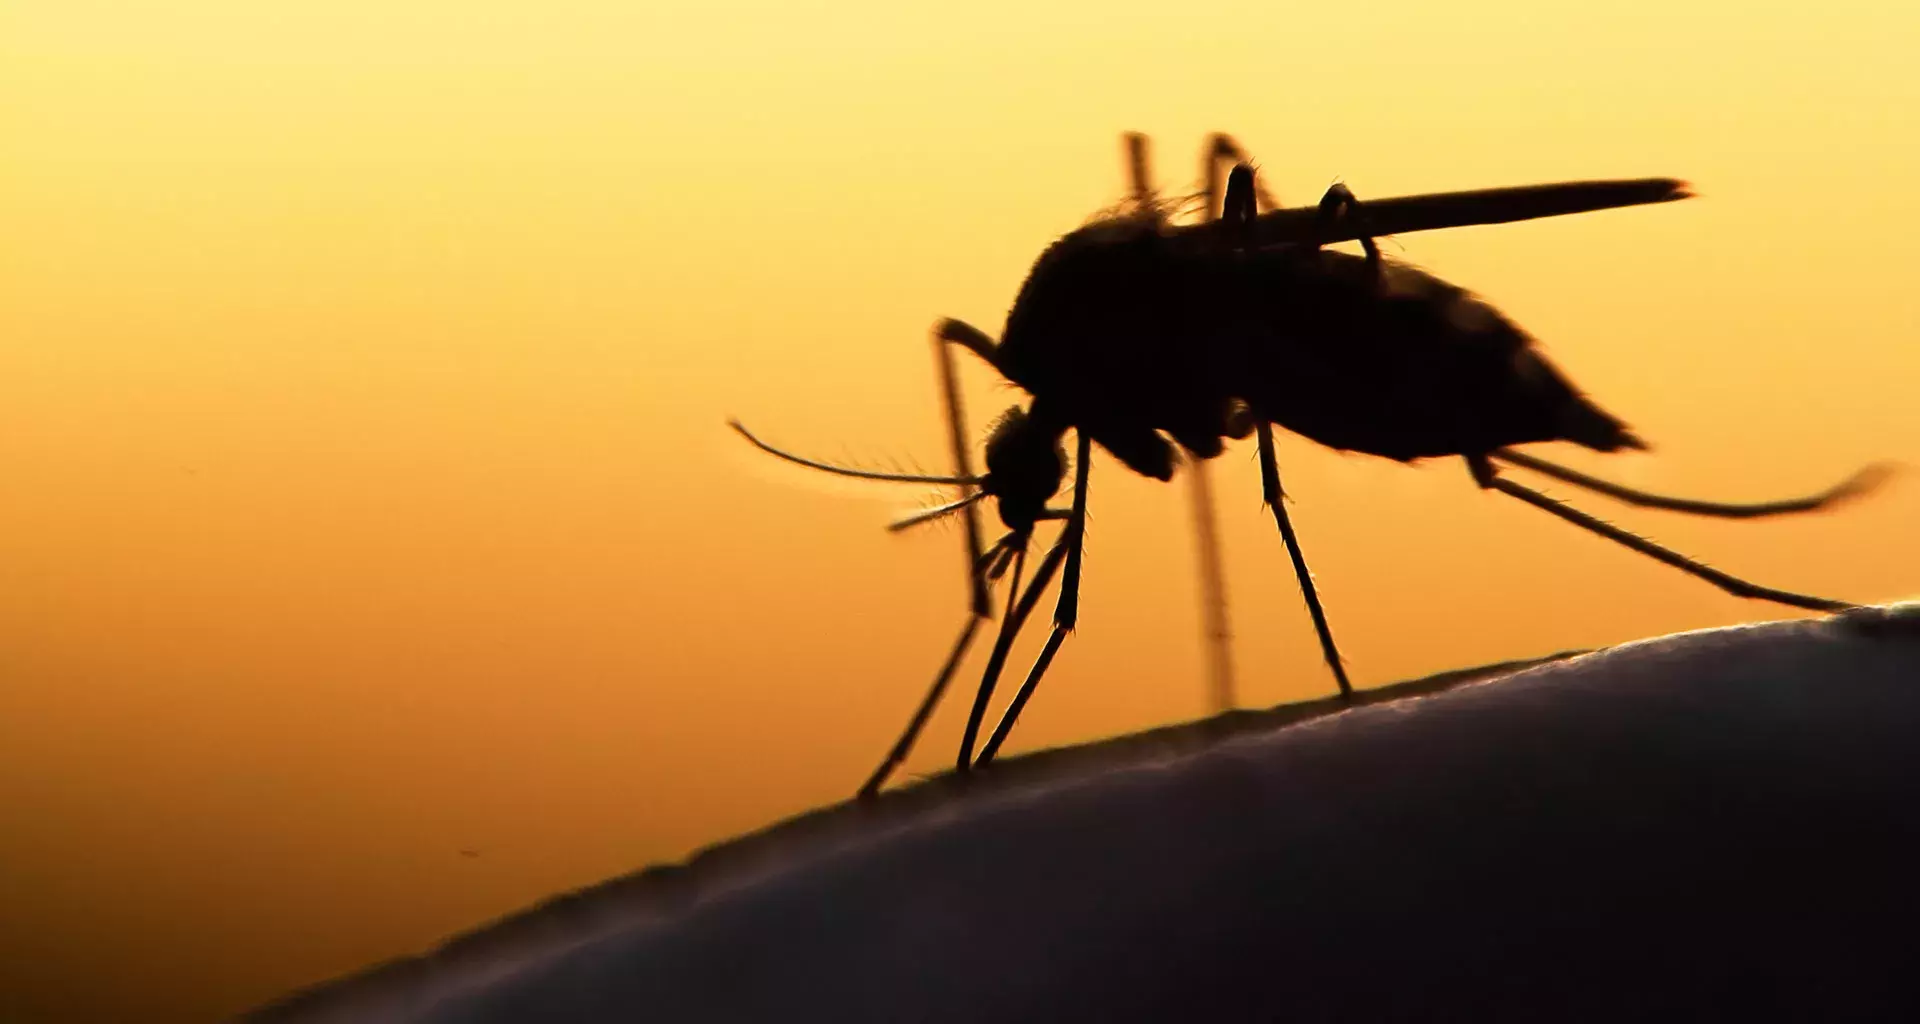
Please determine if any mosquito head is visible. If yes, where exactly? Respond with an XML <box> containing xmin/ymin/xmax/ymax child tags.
<box><xmin>728</xmin><ymin>417</ymin><xmax>1063</xmax><ymax>538</ymax></box>
<box><xmin>979</xmin><ymin>405</ymin><xmax>1067</xmax><ymax>534</ymax></box>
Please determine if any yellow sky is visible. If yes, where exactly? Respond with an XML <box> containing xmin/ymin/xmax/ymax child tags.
<box><xmin>3</xmin><ymin>2</ymin><xmax>1919</xmax><ymax>1020</ymax></box>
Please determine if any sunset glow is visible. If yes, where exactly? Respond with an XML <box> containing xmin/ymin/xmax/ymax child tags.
<box><xmin>3</xmin><ymin>3</ymin><xmax>1918</xmax><ymax>1019</ymax></box>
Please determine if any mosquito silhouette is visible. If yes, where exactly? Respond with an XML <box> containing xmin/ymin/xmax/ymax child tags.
<box><xmin>733</xmin><ymin>134</ymin><xmax>1888</xmax><ymax>799</ymax></box>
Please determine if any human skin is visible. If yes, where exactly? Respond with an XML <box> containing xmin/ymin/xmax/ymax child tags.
<box><xmin>251</xmin><ymin>605</ymin><xmax>1920</xmax><ymax>1023</ymax></box>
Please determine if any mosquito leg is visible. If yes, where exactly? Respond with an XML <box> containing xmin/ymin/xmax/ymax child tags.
<box><xmin>856</xmin><ymin>533</ymin><xmax>1025</xmax><ymax>799</ymax></box>
<box><xmin>1202</xmin><ymin>137</ymin><xmax>1232</xmax><ymax>221</ymax></box>
<box><xmin>1162</xmin><ymin>157</ymin><xmax>1251</xmax><ymax>714</ymax></box>
<box><xmin>1467</xmin><ymin>455</ymin><xmax>1856</xmax><ymax>613</ymax></box>
<box><xmin>1123</xmin><ymin>139</ymin><xmax>1241</xmax><ymax>715</ymax></box>
<box><xmin>1203</xmin><ymin>134</ymin><xmax>1280</xmax><ymax>215</ymax></box>
<box><xmin>1186</xmin><ymin>450</ymin><xmax>1238</xmax><ymax>713</ymax></box>
<box><xmin>857</xmin><ymin>616</ymin><xmax>984</xmax><ymax>800</ymax></box>
<box><xmin>856</xmin><ymin>314</ymin><xmax>1007</xmax><ymax>795</ymax></box>
<box><xmin>936</xmin><ymin>317</ymin><xmax>1001</xmax><ymax>368</ymax></box>
<box><xmin>956</xmin><ymin>532</ymin><xmax>1073</xmax><ymax>770</ymax></box>
<box><xmin>1316</xmin><ymin>183</ymin><xmax>1382</xmax><ymax>276</ymax></box>
<box><xmin>1222</xmin><ymin>164</ymin><xmax>1259</xmax><ymax>233</ymax></box>
<box><xmin>1491</xmin><ymin>448</ymin><xmax>1893</xmax><ymax>520</ymax></box>
<box><xmin>977</xmin><ymin>432</ymin><xmax>1095</xmax><ymax>765</ymax></box>
<box><xmin>957</xmin><ymin>543</ymin><xmax>1029</xmax><ymax>772</ymax></box>
<box><xmin>975</xmin><ymin>627</ymin><xmax>1067</xmax><ymax>766</ymax></box>
<box><xmin>1123</xmin><ymin>131</ymin><xmax>1154</xmax><ymax>212</ymax></box>
<box><xmin>1257</xmin><ymin>423</ymin><xmax>1356</xmax><ymax>697</ymax></box>
<box><xmin>931</xmin><ymin>321</ymin><xmax>990</xmax><ymax>616</ymax></box>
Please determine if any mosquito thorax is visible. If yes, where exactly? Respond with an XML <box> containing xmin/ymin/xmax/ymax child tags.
<box><xmin>981</xmin><ymin>405</ymin><xmax>1066</xmax><ymax>531</ymax></box>
<box><xmin>993</xmin><ymin>216</ymin><xmax>1199</xmax><ymax>397</ymax></box>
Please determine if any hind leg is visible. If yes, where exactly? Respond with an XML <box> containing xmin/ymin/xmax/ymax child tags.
<box><xmin>1467</xmin><ymin>455</ymin><xmax>1854</xmax><ymax>612</ymax></box>
<box><xmin>1490</xmin><ymin>449</ymin><xmax>1892</xmax><ymax>520</ymax></box>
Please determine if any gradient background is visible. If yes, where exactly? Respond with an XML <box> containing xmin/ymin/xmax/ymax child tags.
<box><xmin>3</xmin><ymin>2</ymin><xmax>1917</xmax><ymax>1020</ymax></box>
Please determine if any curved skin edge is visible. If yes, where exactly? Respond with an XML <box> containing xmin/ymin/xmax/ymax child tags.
<box><xmin>244</xmin><ymin>603</ymin><xmax>1920</xmax><ymax>1022</ymax></box>
<box><xmin>242</xmin><ymin>651</ymin><xmax>1574</xmax><ymax>1022</ymax></box>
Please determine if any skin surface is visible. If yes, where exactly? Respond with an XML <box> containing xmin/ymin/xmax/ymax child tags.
<box><xmin>253</xmin><ymin>605</ymin><xmax>1920</xmax><ymax>1023</ymax></box>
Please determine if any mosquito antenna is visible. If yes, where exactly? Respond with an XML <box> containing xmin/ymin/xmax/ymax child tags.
<box><xmin>729</xmin><ymin>420</ymin><xmax>984</xmax><ymax>485</ymax></box>
<box><xmin>887</xmin><ymin>491</ymin><xmax>991</xmax><ymax>533</ymax></box>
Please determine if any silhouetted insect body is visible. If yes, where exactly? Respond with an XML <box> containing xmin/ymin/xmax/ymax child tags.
<box><xmin>734</xmin><ymin>133</ymin><xmax>1887</xmax><ymax>799</ymax></box>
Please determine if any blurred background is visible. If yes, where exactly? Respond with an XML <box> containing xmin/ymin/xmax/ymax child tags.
<box><xmin>3</xmin><ymin>2</ymin><xmax>1918</xmax><ymax>1020</ymax></box>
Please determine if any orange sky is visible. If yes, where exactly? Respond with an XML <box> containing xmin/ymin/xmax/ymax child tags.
<box><xmin>3</xmin><ymin>2</ymin><xmax>1919</xmax><ymax>1020</ymax></box>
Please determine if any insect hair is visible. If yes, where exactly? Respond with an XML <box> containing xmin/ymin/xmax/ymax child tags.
<box><xmin>1078</xmin><ymin>186</ymin><xmax>1205</xmax><ymax>229</ymax></box>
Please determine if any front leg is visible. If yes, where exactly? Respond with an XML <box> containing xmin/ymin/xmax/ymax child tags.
<box><xmin>858</xmin><ymin>531</ymin><xmax>1022</xmax><ymax>800</ymax></box>
<box><xmin>956</xmin><ymin>534</ymin><xmax>1070</xmax><ymax>771</ymax></box>
<box><xmin>977</xmin><ymin>432</ymin><xmax>1094</xmax><ymax>765</ymax></box>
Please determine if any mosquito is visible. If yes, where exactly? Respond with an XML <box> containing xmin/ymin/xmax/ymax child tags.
<box><xmin>733</xmin><ymin>136</ymin><xmax>1887</xmax><ymax>798</ymax></box>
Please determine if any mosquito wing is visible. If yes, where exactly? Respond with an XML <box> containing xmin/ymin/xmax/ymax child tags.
<box><xmin>1170</xmin><ymin>177</ymin><xmax>1691</xmax><ymax>251</ymax></box>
